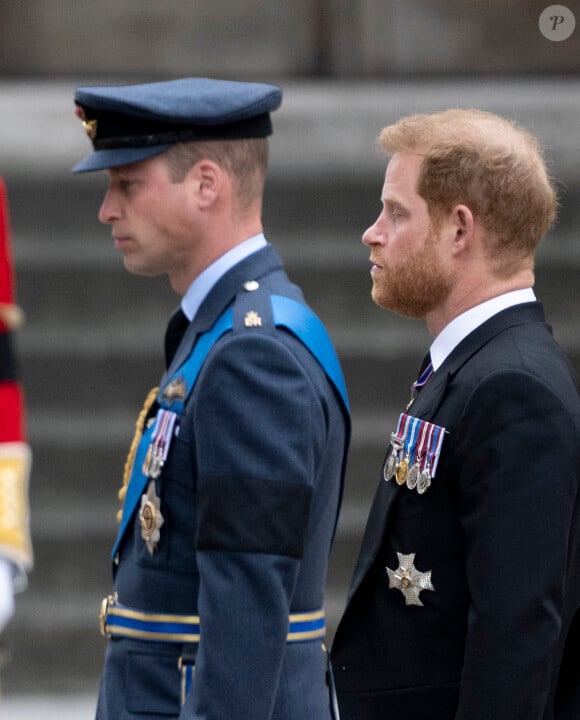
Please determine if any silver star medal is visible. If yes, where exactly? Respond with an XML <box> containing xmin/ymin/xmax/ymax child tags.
<box><xmin>139</xmin><ymin>480</ymin><xmax>164</xmax><ymax>554</ymax></box>
<box><xmin>386</xmin><ymin>552</ymin><xmax>435</xmax><ymax>606</ymax></box>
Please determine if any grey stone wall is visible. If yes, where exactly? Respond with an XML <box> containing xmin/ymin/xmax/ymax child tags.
<box><xmin>0</xmin><ymin>0</ymin><xmax>578</xmax><ymax>78</ymax></box>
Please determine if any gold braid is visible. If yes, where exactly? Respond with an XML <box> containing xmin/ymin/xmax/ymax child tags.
<box><xmin>116</xmin><ymin>387</ymin><xmax>159</xmax><ymax>524</ymax></box>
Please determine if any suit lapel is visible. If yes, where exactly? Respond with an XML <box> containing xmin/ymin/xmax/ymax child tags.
<box><xmin>348</xmin><ymin>479</ymin><xmax>398</xmax><ymax>601</ymax></box>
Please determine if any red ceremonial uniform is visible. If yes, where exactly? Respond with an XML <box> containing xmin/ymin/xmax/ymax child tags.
<box><xmin>0</xmin><ymin>177</ymin><xmax>32</xmax><ymax>581</ymax></box>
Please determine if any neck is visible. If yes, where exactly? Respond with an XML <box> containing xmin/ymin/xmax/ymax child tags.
<box><xmin>170</xmin><ymin>207</ymin><xmax>263</xmax><ymax>296</ymax></box>
<box><xmin>425</xmin><ymin>268</ymin><xmax>535</xmax><ymax>337</ymax></box>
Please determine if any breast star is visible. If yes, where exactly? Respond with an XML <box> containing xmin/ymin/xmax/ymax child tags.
<box><xmin>386</xmin><ymin>552</ymin><xmax>435</xmax><ymax>607</ymax></box>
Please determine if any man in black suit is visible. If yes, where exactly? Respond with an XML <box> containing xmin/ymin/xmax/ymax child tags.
<box><xmin>332</xmin><ymin>109</ymin><xmax>580</xmax><ymax>720</ymax></box>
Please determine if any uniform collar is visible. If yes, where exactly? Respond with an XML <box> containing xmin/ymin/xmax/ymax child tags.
<box><xmin>180</xmin><ymin>233</ymin><xmax>267</xmax><ymax>321</ymax></box>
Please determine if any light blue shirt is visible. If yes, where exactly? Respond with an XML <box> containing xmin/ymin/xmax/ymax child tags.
<box><xmin>430</xmin><ymin>288</ymin><xmax>537</xmax><ymax>371</ymax></box>
<box><xmin>180</xmin><ymin>234</ymin><xmax>267</xmax><ymax>321</ymax></box>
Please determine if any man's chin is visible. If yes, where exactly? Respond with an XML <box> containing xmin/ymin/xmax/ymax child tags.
<box><xmin>122</xmin><ymin>259</ymin><xmax>164</xmax><ymax>279</ymax></box>
<box><xmin>371</xmin><ymin>287</ymin><xmax>429</xmax><ymax>319</ymax></box>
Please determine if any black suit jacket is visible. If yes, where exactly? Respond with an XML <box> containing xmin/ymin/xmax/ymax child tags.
<box><xmin>332</xmin><ymin>302</ymin><xmax>580</xmax><ymax>720</ymax></box>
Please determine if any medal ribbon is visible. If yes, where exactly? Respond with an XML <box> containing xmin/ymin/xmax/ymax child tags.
<box><xmin>411</xmin><ymin>361</ymin><xmax>434</xmax><ymax>392</ymax></box>
<box><xmin>390</xmin><ymin>413</ymin><xmax>407</xmax><ymax>447</ymax></box>
<box><xmin>414</xmin><ymin>420</ymin><xmax>430</xmax><ymax>470</ymax></box>
<box><xmin>419</xmin><ymin>422</ymin><xmax>435</xmax><ymax>473</ymax></box>
<box><xmin>429</xmin><ymin>425</ymin><xmax>445</xmax><ymax>477</ymax></box>
<box><xmin>148</xmin><ymin>409</ymin><xmax>178</xmax><ymax>474</ymax></box>
<box><xmin>404</xmin><ymin>416</ymin><xmax>421</xmax><ymax>461</ymax></box>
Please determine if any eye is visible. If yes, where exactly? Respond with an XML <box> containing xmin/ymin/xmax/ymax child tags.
<box><xmin>390</xmin><ymin>207</ymin><xmax>402</xmax><ymax>223</ymax></box>
<box><xmin>116</xmin><ymin>178</ymin><xmax>139</xmax><ymax>196</ymax></box>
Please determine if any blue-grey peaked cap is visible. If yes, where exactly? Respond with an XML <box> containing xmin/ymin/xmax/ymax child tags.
<box><xmin>72</xmin><ymin>77</ymin><xmax>283</xmax><ymax>173</ymax></box>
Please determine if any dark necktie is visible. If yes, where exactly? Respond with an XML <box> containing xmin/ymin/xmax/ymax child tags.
<box><xmin>164</xmin><ymin>308</ymin><xmax>189</xmax><ymax>368</ymax></box>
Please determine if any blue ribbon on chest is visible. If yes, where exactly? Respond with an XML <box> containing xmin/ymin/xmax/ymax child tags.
<box><xmin>112</xmin><ymin>293</ymin><xmax>350</xmax><ymax>559</ymax></box>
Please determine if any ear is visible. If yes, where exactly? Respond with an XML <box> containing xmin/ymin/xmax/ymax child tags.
<box><xmin>450</xmin><ymin>204</ymin><xmax>475</xmax><ymax>256</ymax></box>
<box><xmin>189</xmin><ymin>159</ymin><xmax>223</xmax><ymax>209</ymax></box>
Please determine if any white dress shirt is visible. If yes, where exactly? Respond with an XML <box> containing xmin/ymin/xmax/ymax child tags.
<box><xmin>430</xmin><ymin>288</ymin><xmax>537</xmax><ymax>371</ymax></box>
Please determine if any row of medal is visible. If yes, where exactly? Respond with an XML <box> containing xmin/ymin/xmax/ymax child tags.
<box><xmin>139</xmin><ymin>408</ymin><xmax>179</xmax><ymax>554</ymax></box>
<box><xmin>142</xmin><ymin>409</ymin><xmax>178</xmax><ymax>480</ymax></box>
<box><xmin>383</xmin><ymin>412</ymin><xmax>446</xmax><ymax>494</ymax></box>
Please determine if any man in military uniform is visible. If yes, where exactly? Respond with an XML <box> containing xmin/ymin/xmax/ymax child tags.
<box><xmin>332</xmin><ymin>109</ymin><xmax>580</xmax><ymax>720</ymax></box>
<box><xmin>0</xmin><ymin>178</ymin><xmax>32</xmax><ymax>643</ymax></box>
<box><xmin>72</xmin><ymin>78</ymin><xmax>350</xmax><ymax>720</ymax></box>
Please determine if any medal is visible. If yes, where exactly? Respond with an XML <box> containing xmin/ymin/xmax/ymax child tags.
<box><xmin>384</xmin><ymin>413</ymin><xmax>447</xmax><ymax>494</ymax></box>
<box><xmin>142</xmin><ymin>409</ymin><xmax>178</xmax><ymax>479</ymax></box>
<box><xmin>383</xmin><ymin>441</ymin><xmax>401</xmax><ymax>482</ymax></box>
<box><xmin>396</xmin><ymin>416</ymin><xmax>420</xmax><ymax>485</ymax></box>
<box><xmin>407</xmin><ymin>421</ymin><xmax>429</xmax><ymax>489</ymax></box>
<box><xmin>417</xmin><ymin>425</ymin><xmax>444</xmax><ymax>493</ymax></box>
<box><xmin>417</xmin><ymin>469</ymin><xmax>432</xmax><ymax>494</ymax></box>
<box><xmin>395</xmin><ymin>457</ymin><xmax>409</xmax><ymax>486</ymax></box>
<box><xmin>386</xmin><ymin>552</ymin><xmax>435</xmax><ymax>607</ymax></box>
<box><xmin>382</xmin><ymin>420</ymin><xmax>406</xmax><ymax>483</ymax></box>
<box><xmin>161</xmin><ymin>375</ymin><xmax>187</xmax><ymax>404</ymax></box>
<box><xmin>139</xmin><ymin>480</ymin><xmax>164</xmax><ymax>554</ymax></box>
<box><xmin>406</xmin><ymin>463</ymin><xmax>420</xmax><ymax>490</ymax></box>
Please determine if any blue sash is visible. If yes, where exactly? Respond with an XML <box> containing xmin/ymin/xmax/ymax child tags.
<box><xmin>113</xmin><ymin>294</ymin><xmax>349</xmax><ymax>558</ymax></box>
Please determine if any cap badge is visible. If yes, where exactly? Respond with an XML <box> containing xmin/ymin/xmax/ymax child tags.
<box><xmin>74</xmin><ymin>106</ymin><xmax>97</xmax><ymax>140</ymax></box>
<box><xmin>386</xmin><ymin>552</ymin><xmax>435</xmax><ymax>607</ymax></box>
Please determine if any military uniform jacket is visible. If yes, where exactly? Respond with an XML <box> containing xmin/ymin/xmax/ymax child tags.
<box><xmin>332</xmin><ymin>302</ymin><xmax>580</xmax><ymax>720</ymax></box>
<box><xmin>96</xmin><ymin>245</ymin><xmax>350</xmax><ymax>720</ymax></box>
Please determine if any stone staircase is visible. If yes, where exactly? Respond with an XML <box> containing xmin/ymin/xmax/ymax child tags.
<box><xmin>2</xmin><ymin>78</ymin><xmax>579</xmax><ymax>695</ymax></box>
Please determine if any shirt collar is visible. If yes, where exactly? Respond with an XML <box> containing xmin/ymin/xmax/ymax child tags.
<box><xmin>180</xmin><ymin>233</ymin><xmax>267</xmax><ymax>321</ymax></box>
<box><xmin>430</xmin><ymin>288</ymin><xmax>537</xmax><ymax>371</ymax></box>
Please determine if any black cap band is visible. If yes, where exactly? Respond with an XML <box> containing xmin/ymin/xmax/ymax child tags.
<box><xmin>87</xmin><ymin>109</ymin><xmax>273</xmax><ymax>150</ymax></box>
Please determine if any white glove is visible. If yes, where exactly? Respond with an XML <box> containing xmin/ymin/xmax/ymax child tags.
<box><xmin>0</xmin><ymin>558</ymin><xmax>15</xmax><ymax>632</ymax></box>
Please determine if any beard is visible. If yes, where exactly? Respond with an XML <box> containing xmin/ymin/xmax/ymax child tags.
<box><xmin>371</xmin><ymin>229</ymin><xmax>454</xmax><ymax>318</ymax></box>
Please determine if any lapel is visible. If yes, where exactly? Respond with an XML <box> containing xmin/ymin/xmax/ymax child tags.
<box><xmin>347</xmin><ymin>302</ymin><xmax>545</xmax><ymax>601</ymax></box>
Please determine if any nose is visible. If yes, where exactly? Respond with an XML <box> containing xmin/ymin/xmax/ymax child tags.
<box><xmin>98</xmin><ymin>188</ymin><xmax>121</xmax><ymax>225</ymax></box>
<box><xmin>362</xmin><ymin>212</ymin><xmax>384</xmax><ymax>247</ymax></box>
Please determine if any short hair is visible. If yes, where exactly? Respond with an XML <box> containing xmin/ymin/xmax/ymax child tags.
<box><xmin>164</xmin><ymin>137</ymin><xmax>269</xmax><ymax>210</ymax></box>
<box><xmin>379</xmin><ymin>109</ymin><xmax>558</xmax><ymax>277</ymax></box>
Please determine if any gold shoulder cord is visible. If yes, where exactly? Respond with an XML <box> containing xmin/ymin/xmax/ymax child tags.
<box><xmin>116</xmin><ymin>388</ymin><xmax>159</xmax><ymax>523</ymax></box>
